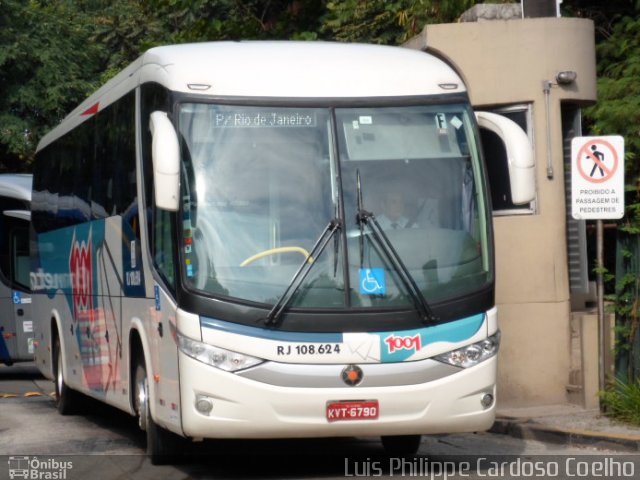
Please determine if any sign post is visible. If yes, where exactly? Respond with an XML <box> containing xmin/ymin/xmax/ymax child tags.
<box><xmin>571</xmin><ymin>135</ymin><xmax>624</xmax><ymax>405</ymax></box>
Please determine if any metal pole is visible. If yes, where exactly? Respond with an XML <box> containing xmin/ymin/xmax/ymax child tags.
<box><xmin>596</xmin><ymin>219</ymin><xmax>606</xmax><ymax>408</ymax></box>
<box><xmin>543</xmin><ymin>80</ymin><xmax>554</xmax><ymax>179</ymax></box>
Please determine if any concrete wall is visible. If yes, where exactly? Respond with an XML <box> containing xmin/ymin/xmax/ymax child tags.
<box><xmin>406</xmin><ymin>17</ymin><xmax>597</xmax><ymax>406</ymax></box>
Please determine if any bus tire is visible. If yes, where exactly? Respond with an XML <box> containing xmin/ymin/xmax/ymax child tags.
<box><xmin>134</xmin><ymin>361</ymin><xmax>182</xmax><ymax>465</ymax></box>
<box><xmin>381</xmin><ymin>435</ymin><xmax>422</xmax><ymax>456</ymax></box>
<box><xmin>52</xmin><ymin>335</ymin><xmax>82</xmax><ymax>415</ymax></box>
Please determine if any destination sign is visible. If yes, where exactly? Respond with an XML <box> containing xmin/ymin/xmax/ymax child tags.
<box><xmin>214</xmin><ymin>111</ymin><xmax>316</xmax><ymax>128</ymax></box>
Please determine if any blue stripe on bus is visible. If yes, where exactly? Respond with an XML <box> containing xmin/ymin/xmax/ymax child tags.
<box><xmin>200</xmin><ymin>312</ymin><xmax>485</xmax><ymax>347</ymax></box>
<box><xmin>422</xmin><ymin>313</ymin><xmax>485</xmax><ymax>344</ymax></box>
<box><xmin>200</xmin><ymin>317</ymin><xmax>344</xmax><ymax>343</ymax></box>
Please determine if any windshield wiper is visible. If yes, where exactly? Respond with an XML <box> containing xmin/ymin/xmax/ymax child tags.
<box><xmin>355</xmin><ymin>171</ymin><xmax>438</xmax><ymax>324</ymax></box>
<box><xmin>264</xmin><ymin>219</ymin><xmax>342</xmax><ymax>327</ymax></box>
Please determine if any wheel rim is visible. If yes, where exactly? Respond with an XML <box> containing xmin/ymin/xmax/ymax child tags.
<box><xmin>136</xmin><ymin>373</ymin><xmax>148</xmax><ymax>431</ymax></box>
<box><xmin>56</xmin><ymin>348</ymin><xmax>63</xmax><ymax>397</ymax></box>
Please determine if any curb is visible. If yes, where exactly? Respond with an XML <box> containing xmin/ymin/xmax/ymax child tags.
<box><xmin>490</xmin><ymin>418</ymin><xmax>640</xmax><ymax>452</ymax></box>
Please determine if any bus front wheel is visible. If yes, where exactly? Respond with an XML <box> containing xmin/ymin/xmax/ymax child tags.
<box><xmin>134</xmin><ymin>361</ymin><xmax>182</xmax><ymax>464</ymax></box>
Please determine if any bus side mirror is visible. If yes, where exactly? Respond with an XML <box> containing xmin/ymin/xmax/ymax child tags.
<box><xmin>475</xmin><ymin>111</ymin><xmax>535</xmax><ymax>205</ymax></box>
<box><xmin>149</xmin><ymin>111</ymin><xmax>180</xmax><ymax>211</ymax></box>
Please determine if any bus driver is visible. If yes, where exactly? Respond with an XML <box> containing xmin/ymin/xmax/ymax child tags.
<box><xmin>377</xmin><ymin>191</ymin><xmax>414</xmax><ymax>230</ymax></box>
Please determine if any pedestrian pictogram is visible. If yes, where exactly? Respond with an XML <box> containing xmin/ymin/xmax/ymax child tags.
<box><xmin>576</xmin><ymin>138</ymin><xmax>619</xmax><ymax>184</ymax></box>
<box><xmin>588</xmin><ymin>145</ymin><xmax>605</xmax><ymax>178</ymax></box>
<box><xmin>571</xmin><ymin>136</ymin><xmax>624</xmax><ymax>220</ymax></box>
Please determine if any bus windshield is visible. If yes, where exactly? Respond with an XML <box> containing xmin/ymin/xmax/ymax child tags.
<box><xmin>178</xmin><ymin>103</ymin><xmax>490</xmax><ymax>310</ymax></box>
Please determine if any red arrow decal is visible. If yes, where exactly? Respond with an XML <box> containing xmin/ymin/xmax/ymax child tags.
<box><xmin>81</xmin><ymin>102</ymin><xmax>100</xmax><ymax>116</ymax></box>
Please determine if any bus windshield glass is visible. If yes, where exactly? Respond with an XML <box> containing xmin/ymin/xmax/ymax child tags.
<box><xmin>178</xmin><ymin>103</ymin><xmax>490</xmax><ymax>310</ymax></box>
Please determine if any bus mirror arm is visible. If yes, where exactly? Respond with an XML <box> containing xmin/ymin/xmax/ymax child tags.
<box><xmin>150</xmin><ymin>111</ymin><xmax>180</xmax><ymax>211</ymax></box>
<box><xmin>475</xmin><ymin>111</ymin><xmax>535</xmax><ymax>205</ymax></box>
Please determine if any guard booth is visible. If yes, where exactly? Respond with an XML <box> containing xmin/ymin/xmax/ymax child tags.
<box><xmin>405</xmin><ymin>3</ymin><xmax>603</xmax><ymax>408</ymax></box>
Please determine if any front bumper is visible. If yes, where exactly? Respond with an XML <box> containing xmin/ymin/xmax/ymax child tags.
<box><xmin>179</xmin><ymin>352</ymin><xmax>497</xmax><ymax>439</ymax></box>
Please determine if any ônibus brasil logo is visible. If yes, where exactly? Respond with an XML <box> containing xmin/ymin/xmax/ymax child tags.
<box><xmin>69</xmin><ymin>229</ymin><xmax>93</xmax><ymax>320</ymax></box>
<box><xmin>384</xmin><ymin>333</ymin><xmax>422</xmax><ymax>354</ymax></box>
<box><xmin>7</xmin><ymin>456</ymin><xmax>73</xmax><ymax>480</ymax></box>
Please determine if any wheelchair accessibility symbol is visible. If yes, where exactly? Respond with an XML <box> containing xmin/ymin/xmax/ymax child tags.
<box><xmin>359</xmin><ymin>268</ymin><xmax>386</xmax><ymax>295</ymax></box>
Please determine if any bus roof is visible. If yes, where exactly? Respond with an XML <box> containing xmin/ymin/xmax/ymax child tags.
<box><xmin>37</xmin><ymin>41</ymin><xmax>466</xmax><ymax>151</ymax></box>
<box><xmin>0</xmin><ymin>174</ymin><xmax>32</xmax><ymax>202</ymax></box>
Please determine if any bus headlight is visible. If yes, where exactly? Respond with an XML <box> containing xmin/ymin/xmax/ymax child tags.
<box><xmin>178</xmin><ymin>334</ymin><xmax>264</xmax><ymax>372</ymax></box>
<box><xmin>434</xmin><ymin>331</ymin><xmax>500</xmax><ymax>368</ymax></box>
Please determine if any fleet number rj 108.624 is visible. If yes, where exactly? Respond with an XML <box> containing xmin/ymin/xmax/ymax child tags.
<box><xmin>276</xmin><ymin>343</ymin><xmax>342</xmax><ymax>356</ymax></box>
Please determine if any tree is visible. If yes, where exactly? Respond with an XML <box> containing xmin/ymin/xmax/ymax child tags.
<box><xmin>319</xmin><ymin>0</ymin><xmax>479</xmax><ymax>45</ymax></box>
<box><xmin>564</xmin><ymin>0</ymin><xmax>640</xmax><ymax>382</ymax></box>
<box><xmin>583</xmin><ymin>8</ymin><xmax>640</xmax><ymax>382</ymax></box>
<box><xmin>90</xmin><ymin>1</ymin><xmax>166</xmax><ymax>83</ymax></box>
<box><xmin>562</xmin><ymin>0</ymin><xmax>639</xmax><ymax>41</ymax></box>
<box><xmin>0</xmin><ymin>0</ymin><xmax>329</xmax><ymax>170</ymax></box>
<box><xmin>150</xmin><ymin>0</ymin><xmax>325</xmax><ymax>44</ymax></box>
<box><xmin>0</xmin><ymin>0</ymin><xmax>103</xmax><ymax>171</ymax></box>
<box><xmin>84</xmin><ymin>1</ymin><xmax>326</xmax><ymax>82</ymax></box>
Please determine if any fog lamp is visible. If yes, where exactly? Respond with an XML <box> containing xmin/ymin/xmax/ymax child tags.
<box><xmin>481</xmin><ymin>393</ymin><xmax>494</xmax><ymax>408</ymax></box>
<box><xmin>195</xmin><ymin>394</ymin><xmax>214</xmax><ymax>415</ymax></box>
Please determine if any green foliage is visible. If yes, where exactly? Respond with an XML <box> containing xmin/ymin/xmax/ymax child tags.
<box><xmin>320</xmin><ymin>0</ymin><xmax>477</xmax><ymax>44</ymax></box>
<box><xmin>0</xmin><ymin>0</ymin><xmax>326</xmax><ymax>169</ymax></box>
<box><xmin>149</xmin><ymin>0</ymin><xmax>325</xmax><ymax>44</ymax></box>
<box><xmin>600</xmin><ymin>377</ymin><xmax>640</xmax><ymax>426</ymax></box>
<box><xmin>586</xmin><ymin>14</ymin><xmax>640</xmax><ymax>231</ymax></box>
<box><xmin>584</xmin><ymin>8</ymin><xmax>640</xmax><ymax>380</ymax></box>
<box><xmin>0</xmin><ymin>0</ymin><xmax>103</xmax><ymax>170</ymax></box>
<box><xmin>91</xmin><ymin>1</ymin><xmax>166</xmax><ymax>82</ymax></box>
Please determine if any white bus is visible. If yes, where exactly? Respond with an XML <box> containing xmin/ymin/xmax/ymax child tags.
<box><xmin>0</xmin><ymin>174</ymin><xmax>32</xmax><ymax>366</ymax></box>
<box><xmin>31</xmin><ymin>42</ymin><xmax>534</xmax><ymax>462</ymax></box>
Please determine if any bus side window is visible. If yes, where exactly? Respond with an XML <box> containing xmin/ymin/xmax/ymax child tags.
<box><xmin>153</xmin><ymin>208</ymin><xmax>176</xmax><ymax>290</ymax></box>
<box><xmin>10</xmin><ymin>226</ymin><xmax>30</xmax><ymax>290</ymax></box>
<box><xmin>0</xmin><ymin>216</ymin><xmax>29</xmax><ymax>291</ymax></box>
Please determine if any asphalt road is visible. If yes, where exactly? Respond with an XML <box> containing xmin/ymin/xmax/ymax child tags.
<box><xmin>1</xmin><ymin>363</ymin><xmax>638</xmax><ymax>480</ymax></box>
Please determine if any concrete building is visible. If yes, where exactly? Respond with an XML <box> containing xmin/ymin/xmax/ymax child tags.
<box><xmin>405</xmin><ymin>4</ymin><xmax>603</xmax><ymax>408</ymax></box>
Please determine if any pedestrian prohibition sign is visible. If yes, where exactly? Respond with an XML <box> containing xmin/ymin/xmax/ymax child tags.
<box><xmin>571</xmin><ymin>135</ymin><xmax>624</xmax><ymax>220</ymax></box>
